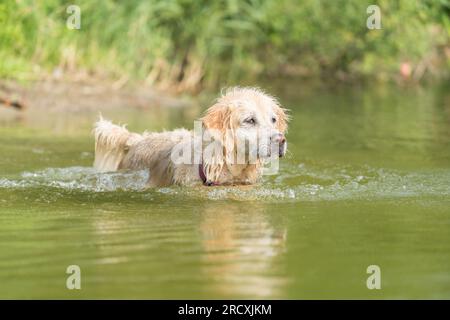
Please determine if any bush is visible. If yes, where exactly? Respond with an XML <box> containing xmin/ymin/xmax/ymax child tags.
<box><xmin>0</xmin><ymin>0</ymin><xmax>448</xmax><ymax>91</ymax></box>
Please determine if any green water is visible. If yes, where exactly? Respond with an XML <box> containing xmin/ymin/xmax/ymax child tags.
<box><xmin>0</xmin><ymin>84</ymin><xmax>449</xmax><ymax>299</ymax></box>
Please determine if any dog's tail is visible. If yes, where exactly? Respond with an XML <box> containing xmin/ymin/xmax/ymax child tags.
<box><xmin>93</xmin><ymin>117</ymin><xmax>142</xmax><ymax>172</ymax></box>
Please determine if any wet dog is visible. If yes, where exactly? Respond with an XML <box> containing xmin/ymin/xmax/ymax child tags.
<box><xmin>93</xmin><ymin>87</ymin><xmax>288</xmax><ymax>186</ymax></box>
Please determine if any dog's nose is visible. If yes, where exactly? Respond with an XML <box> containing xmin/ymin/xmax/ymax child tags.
<box><xmin>271</xmin><ymin>133</ymin><xmax>286</xmax><ymax>144</ymax></box>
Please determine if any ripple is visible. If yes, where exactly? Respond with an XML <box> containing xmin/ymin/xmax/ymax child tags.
<box><xmin>0</xmin><ymin>164</ymin><xmax>449</xmax><ymax>202</ymax></box>
<box><xmin>0</xmin><ymin>167</ymin><xmax>149</xmax><ymax>192</ymax></box>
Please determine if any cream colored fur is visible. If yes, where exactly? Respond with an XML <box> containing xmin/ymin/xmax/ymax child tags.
<box><xmin>93</xmin><ymin>87</ymin><xmax>288</xmax><ymax>187</ymax></box>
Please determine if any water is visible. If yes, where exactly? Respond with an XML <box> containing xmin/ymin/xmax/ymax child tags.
<box><xmin>0</xmin><ymin>83</ymin><xmax>449</xmax><ymax>299</ymax></box>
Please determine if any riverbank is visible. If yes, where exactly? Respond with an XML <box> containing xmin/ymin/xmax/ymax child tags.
<box><xmin>0</xmin><ymin>79</ymin><xmax>192</xmax><ymax>113</ymax></box>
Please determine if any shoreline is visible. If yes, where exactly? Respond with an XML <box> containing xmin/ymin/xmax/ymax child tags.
<box><xmin>0</xmin><ymin>79</ymin><xmax>193</xmax><ymax>113</ymax></box>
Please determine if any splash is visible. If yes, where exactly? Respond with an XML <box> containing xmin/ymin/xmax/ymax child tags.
<box><xmin>0</xmin><ymin>164</ymin><xmax>449</xmax><ymax>202</ymax></box>
<box><xmin>0</xmin><ymin>167</ymin><xmax>149</xmax><ymax>192</ymax></box>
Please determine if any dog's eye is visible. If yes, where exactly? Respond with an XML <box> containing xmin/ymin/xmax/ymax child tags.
<box><xmin>244</xmin><ymin>118</ymin><xmax>256</xmax><ymax>125</ymax></box>
<box><xmin>272</xmin><ymin>117</ymin><xmax>277</xmax><ymax>123</ymax></box>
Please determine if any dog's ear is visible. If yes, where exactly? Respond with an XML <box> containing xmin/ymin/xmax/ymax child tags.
<box><xmin>201</xmin><ymin>102</ymin><xmax>235</xmax><ymax>159</ymax></box>
<box><xmin>274</xmin><ymin>105</ymin><xmax>289</xmax><ymax>133</ymax></box>
<box><xmin>201</xmin><ymin>103</ymin><xmax>232</xmax><ymax>132</ymax></box>
<box><xmin>200</xmin><ymin>103</ymin><xmax>235</xmax><ymax>182</ymax></box>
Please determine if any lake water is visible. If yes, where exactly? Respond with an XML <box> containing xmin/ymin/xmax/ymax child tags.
<box><xmin>0</xmin><ymin>83</ymin><xmax>449</xmax><ymax>299</ymax></box>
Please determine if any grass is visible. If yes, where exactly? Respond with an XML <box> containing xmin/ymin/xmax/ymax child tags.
<box><xmin>0</xmin><ymin>0</ymin><xmax>449</xmax><ymax>92</ymax></box>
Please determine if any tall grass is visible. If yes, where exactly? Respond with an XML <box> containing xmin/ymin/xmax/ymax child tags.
<box><xmin>0</xmin><ymin>0</ymin><xmax>449</xmax><ymax>92</ymax></box>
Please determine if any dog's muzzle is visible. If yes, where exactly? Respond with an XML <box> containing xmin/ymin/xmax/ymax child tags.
<box><xmin>272</xmin><ymin>133</ymin><xmax>287</xmax><ymax>157</ymax></box>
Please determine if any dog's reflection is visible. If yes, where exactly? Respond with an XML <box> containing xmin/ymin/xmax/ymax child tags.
<box><xmin>199</xmin><ymin>201</ymin><xmax>287</xmax><ymax>298</ymax></box>
<box><xmin>90</xmin><ymin>199</ymin><xmax>288</xmax><ymax>298</ymax></box>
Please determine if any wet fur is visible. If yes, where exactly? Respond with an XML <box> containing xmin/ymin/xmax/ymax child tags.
<box><xmin>93</xmin><ymin>87</ymin><xmax>288</xmax><ymax>187</ymax></box>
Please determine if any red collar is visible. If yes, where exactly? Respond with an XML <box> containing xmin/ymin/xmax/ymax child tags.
<box><xmin>199</xmin><ymin>162</ymin><xmax>219</xmax><ymax>186</ymax></box>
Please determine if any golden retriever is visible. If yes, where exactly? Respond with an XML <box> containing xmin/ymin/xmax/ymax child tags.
<box><xmin>93</xmin><ymin>87</ymin><xmax>288</xmax><ymax>186</ymax></box>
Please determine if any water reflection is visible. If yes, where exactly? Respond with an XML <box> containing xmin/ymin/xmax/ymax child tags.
<box><xmin>199</xmin><ymin>202</ymin><xmax>287</xmax><ymax>298</ymax></box>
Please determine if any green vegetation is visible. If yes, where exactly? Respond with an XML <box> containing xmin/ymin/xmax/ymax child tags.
<box><xmin>0</xmin><ymin>0</ymin><xmax>449</xmax><ymax>91</ymax></box>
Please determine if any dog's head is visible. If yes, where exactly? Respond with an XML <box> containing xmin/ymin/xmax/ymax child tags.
<box><xmin>201</xmin><ymin>87</ymin><xmax>289</xmax><ymax>166</ymax></box>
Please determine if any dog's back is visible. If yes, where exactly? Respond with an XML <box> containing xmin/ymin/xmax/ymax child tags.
<box><xmin>93</xmin><ymin>118</ymin><xmax>193</xmax><ymax>186</ymax></box>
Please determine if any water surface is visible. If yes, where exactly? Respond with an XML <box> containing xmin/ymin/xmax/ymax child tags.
<box><xmin>0</xmin><ymin>83</ymin><xmax>449</xmax><ymax>298</ymax></box>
